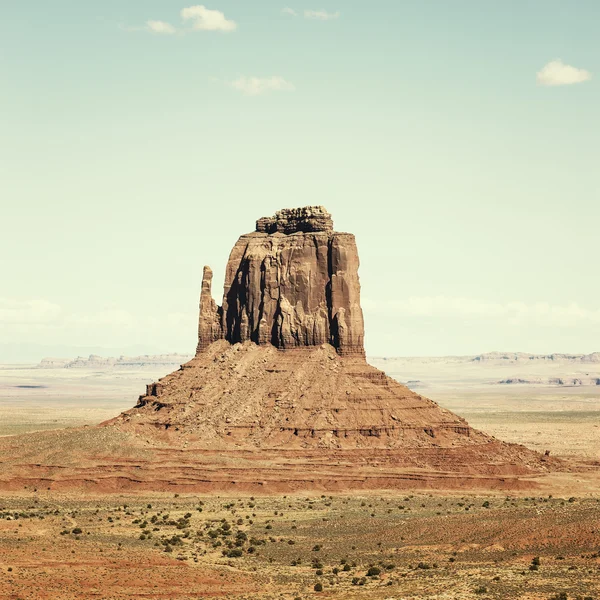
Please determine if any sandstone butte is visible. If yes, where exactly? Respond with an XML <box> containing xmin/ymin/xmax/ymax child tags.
<box><xmin>0</xmin><ymin>207</ymin><xmax>562</xmax><ymax>494</ymax></box>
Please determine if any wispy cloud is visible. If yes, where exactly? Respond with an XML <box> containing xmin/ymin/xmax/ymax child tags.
<box><xmin>146</xmin><ymin>20</ymin><xmax>177</xmax><ymax>34</ymax></box>
<box><xmin>230</xmin><ymin>76</ymin><xmax>295</xmax><ymax>96</ymax></box>
<box><xmin>282</xmin><ymin>7</ymin><xmax>298</xmax><ymax>16</ymax></box>
<box><xmin>363</xmin><ymin>296</ymin><xmax>600</xmax><ymax>327</ymax></box>
<box><xmin>181</xmin><ymin>5</ymin><xmax>237</xmax><ymax>32</ymax></box>
<box><xmin>0</xmin><ymin>297</ymin><xmax>196</xmax><ymax>349</ymax></box>
<box><xmin>537</xmin><ymin>59</ymin><xmax>592</xmax><ymax>86</ymax></box>
<box><xmin>0</xmin><ymin>298</ymin><xmax>61</xmax><ymax>325</ymax></box>
<box><xmin>124</xmin><ymin>5</ymin><xmax>236</xmax><ymax>36</ymax></box>
<box><xmin>304</xmin><ymin>9</ymin><xmax>340</xmax><ymax>20</ymax></box>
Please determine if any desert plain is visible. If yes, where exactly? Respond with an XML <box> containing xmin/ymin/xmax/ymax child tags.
<box><xmin>0</xmin><ymin>353</ymin><xmax>598</xmax><ymax>599</ymax></box>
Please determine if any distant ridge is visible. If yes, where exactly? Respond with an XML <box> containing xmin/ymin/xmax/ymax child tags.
<box><xmin>373</xmin><ymin>352</ymin><xmax>600</xmax><ymax>363</ymax></box>
<box><xmin>37</xmin><ymin>353</ymin><xmax>193</xmax><ymax>369</ymax></box>
<box><xmin>472</xmin><ymin>351</ymin><xmax>600</xmax><ymax>363</ymax></box>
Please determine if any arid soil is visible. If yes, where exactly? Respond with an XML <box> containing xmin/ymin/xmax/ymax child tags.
<box><xmin>1</xmin><ymin>492</ymin><xmax>599</xmax><ymax>599</ymax></box>
<box><xmin>1</xmin><ymin>353</ymin><xmax>598</xmax><ymax>598</ymax></box>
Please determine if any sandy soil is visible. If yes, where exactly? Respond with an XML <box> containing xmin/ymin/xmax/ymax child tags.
<box><xmin>0</xmin><ymin>358</ymin><xmax>598</xmax><ymax>598</ymax></box>
<box><xmin>1</xmin><ymin>492</ymin><xmax>598</xmax><ymax>599</ymax></box>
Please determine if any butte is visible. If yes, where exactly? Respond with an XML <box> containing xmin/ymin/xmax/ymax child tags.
<box><xmin>0</xmin><ymin>207</ymin><xmax>556</xmax><ymax>493</ymax></box>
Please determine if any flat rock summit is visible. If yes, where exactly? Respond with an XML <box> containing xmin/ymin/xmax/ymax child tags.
<box><xmin>0</xmin><ymin>207</ymin><xmax>559</xmax><ymax>493</ymax></box>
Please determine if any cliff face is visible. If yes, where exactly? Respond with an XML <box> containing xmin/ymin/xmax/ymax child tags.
<box><xmin>197</xmin><ymin>206</ymin><xmax>365</xmax><ymax>356</ymax></box>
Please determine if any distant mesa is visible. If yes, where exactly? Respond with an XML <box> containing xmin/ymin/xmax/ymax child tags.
<box><xmin>473</xmin><ymin>351</ymin><xmax>600</xmax><ymax>363</ymax></box>
<box><xmin>37</xmin><ymin>354</ymin><xmax>192</xmax><ymax>369</ymax></box>
<box><xmin>499</xmin><ymin>377</ymin><xmax>600</xmax><ymax>386</ymax></box>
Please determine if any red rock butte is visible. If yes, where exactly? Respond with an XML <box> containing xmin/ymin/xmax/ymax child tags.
<box><xmin>0</xmin><ymin>206</ymin><xmax>559</xmax><ymax>493</ymax></box>
<box><xmin>196</xmin><ymin>205</ymin><xmax>364</xmax><ymax>356</ymax></box>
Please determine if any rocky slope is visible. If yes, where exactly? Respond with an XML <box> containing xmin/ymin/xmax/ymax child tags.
<box><xmin>109</xmin><ymin>340</ymin><xmax>484</xmax><ymax>449</ymax></box>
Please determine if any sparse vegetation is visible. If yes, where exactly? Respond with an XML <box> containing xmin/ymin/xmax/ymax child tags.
<box><xmin>0</xmin><ymin>494</ymin><xmax>598</xmax><ymax>598</ymax></box>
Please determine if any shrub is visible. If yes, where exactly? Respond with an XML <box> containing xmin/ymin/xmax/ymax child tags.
<box><xmin>314</xmin><ymin>583</ymin><xmax>323</xmax><ymax>592</ymax></box>
<box><xmin>367</xmin><ymin>566</ymin><xmax>381</xmax><ymax>577</ymax></box>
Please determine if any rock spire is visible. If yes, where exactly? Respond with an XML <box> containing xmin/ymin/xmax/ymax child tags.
<box><xmin>197</xmin><ymin>206</ymin><xmax>365</xmax><ymax>356</ymax></box>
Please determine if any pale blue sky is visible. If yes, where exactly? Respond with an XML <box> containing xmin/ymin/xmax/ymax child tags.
<box><xmin>1</xmin><ymin>1</ymin><xmax>599</xmax><ymax>360</ymax></box>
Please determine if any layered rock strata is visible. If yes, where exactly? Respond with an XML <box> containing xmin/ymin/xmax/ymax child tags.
<box><xmin>197</xmin><ymin>206</ymin><xmax>364</xmax><ymax>356</ymax></box>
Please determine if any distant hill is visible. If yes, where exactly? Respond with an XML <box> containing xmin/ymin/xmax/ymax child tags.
<box><xmin>471</xmin><ymin>352</ymin><xmax>600</xmax><ymax>363</ymax></box>
<box><xmin>372</xmin><ymin>351</ymin><xmax>600</xmax><ymax>364</ymax></box>
<box><xmin>37</xmin><ymin>354</ymin><xmax>193</xmax><ymax>369</ymax></box>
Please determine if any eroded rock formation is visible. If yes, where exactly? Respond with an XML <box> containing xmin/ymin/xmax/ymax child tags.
<box><xmin>105</xmin><ymin>205</ymin><xmax>549</xmax><ymax>470</ymax></box>
<box><xmin>0</xmin><ymin>205</ymin><xmax>556</xmax><ymax>495</ymax></box>
<box><xmin>196</xmin><ymin>206</ymin><xmax>364</xmax><ymax>356</ymax></box>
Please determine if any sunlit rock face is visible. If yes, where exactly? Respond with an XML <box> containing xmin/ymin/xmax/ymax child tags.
<box><xmin>197</xmin><ymin>206</ymin><xmax>365</xmax><ymax>356</ymax></box>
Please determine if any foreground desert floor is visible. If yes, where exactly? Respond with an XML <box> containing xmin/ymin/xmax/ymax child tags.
<box><xmin>1</xmin><ymin>492</ymin><xmax>598</xmax><ymax>599</ymax></box>
<box><xmin>0</xmin><ymin>356</ymin><xmax>598</xmax><ymax>598</ymax></box>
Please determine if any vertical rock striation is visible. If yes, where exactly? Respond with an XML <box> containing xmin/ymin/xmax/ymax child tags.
<box><xmin>196</xmin><ymin>266</ymin><xmax>223</xmax><ymax>353</ymax></box>
<box><xmin>197</xmin><ymin>206</ymin><xmax>365</xmax><ymax>356</ymax></box>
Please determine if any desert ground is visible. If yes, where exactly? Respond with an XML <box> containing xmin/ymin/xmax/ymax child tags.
<box><xmin>0</xmin><ymin>355</ymin><xmax>598</xmax><ymax>599</ymax></box>
<box><xmin>1</xmin><ymin>491</ymin><xmax>599</xmax><ymax>599</ymax></box>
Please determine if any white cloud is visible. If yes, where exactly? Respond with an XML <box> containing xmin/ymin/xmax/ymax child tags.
<box><xmin>146</xmin><ymin>20</ymin><xmax>177</xmax><ymax>34</ymax></box>
<box><xmin>304</xmin><ymin>9</ymin><xmax>340</xmax><ymax>20</ymax></box>
<box><xmin>230</xmin><ymin>76</ymin><xmax>295</xmax><ymax>96</ymax></box>
<box><xmin>282</xmin><ymin>7</ymin><xmax>298</xmax><ymax>16</ymax></box>
<box><xmin>65</xmin><ymin>309</ymin><xmax>136</xmax><ymax>328</ymax></box>
<box><xmin>363</xmin><ymin>296</ymin><xmax>600</xmax><ymax>327</ymax></box>
<box><xmin>0</xmin><ymin>297</ymin><xmax>198</xmax><ymax>352</ymax></box>
<box><xmin>537</xmin><ymin>59</ymin><xmax>592</xmax><ymax>86</ymax></box>
<box><xmin>0</xmin><ymin>298</ymin><xmax>61</xmax><ymax>325</ymax></box>
<box><xmin>181</xmin><ymin>5</ymin><xmax>237</xmax><ymax>32</ymax></box>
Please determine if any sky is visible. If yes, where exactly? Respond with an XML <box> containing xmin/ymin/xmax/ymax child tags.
<box><xmin>1</xmin><ymin>1</ymin><xmax>599</xmax><ymax>361</ymax></box>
